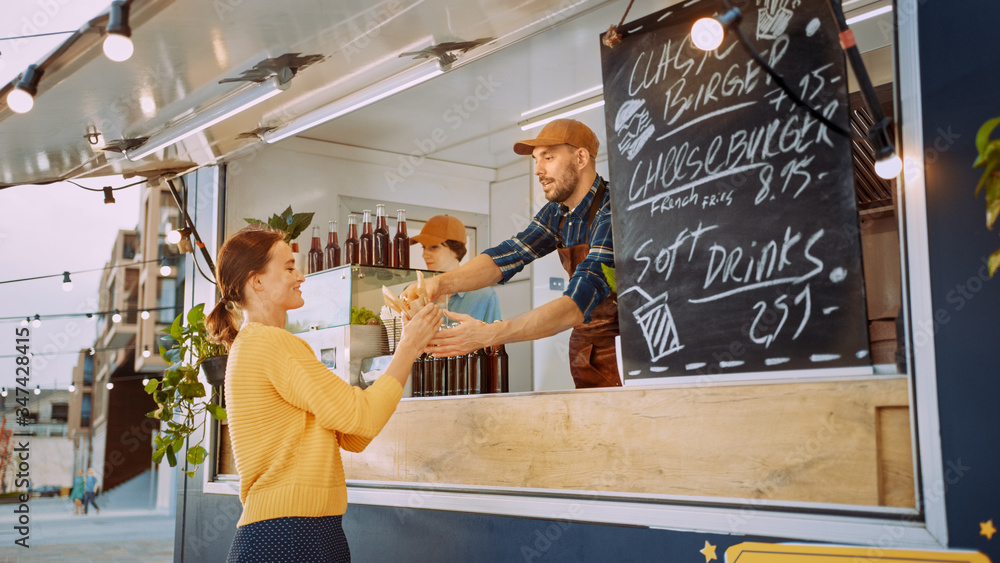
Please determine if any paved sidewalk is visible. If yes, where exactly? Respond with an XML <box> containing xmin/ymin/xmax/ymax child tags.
<box><xmin>0</xmin><ymin>497</ymin><xmax>174</xmax><ymax>562</ymax></box>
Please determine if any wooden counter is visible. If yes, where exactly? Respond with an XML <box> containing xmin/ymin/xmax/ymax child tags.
<box><xmin>343</xmin><ymin>376</ymin><xmax>914</xmax><ymax>508</ymax></box>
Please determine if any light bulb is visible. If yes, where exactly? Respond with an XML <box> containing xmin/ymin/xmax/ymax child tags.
<box><xmin>691</xmin><ymin>17</ymin><xmax>725</xmax><ymax>51</ymax></box>
<box><xmin>7</xmin><ymin>89</ymin><xmax>35</xmax><ymax>114</ymax></box>
<box><xmin>31</xmin><ymin>315</ymin><xmax>41</xmax><ymax>328</ymax></box>
<box><xmin>106</xmin><ymin>382</ymin><xmax>114</xmax><ymax>390</ymax></box>
<box><xmin>89</xmin><ymin>347</ymin><xmax>96</xmax><ymax>355</ymax></box>
<box><xmin>141</xmin><ymin>310</ymin><xmax>151</xmax><ymax>320</ymax></box>
<box><xmin>69</xmin><ymin>383</ymin><xmax>76</xmax><ymax>392</ymax></box>
<box><xmin>142</xmin><ymin>378</ymin><xmax>150</xmax><ymax>386</ymax></box>
<box><xmin>112</xmin><ymin>311</ymin><xmax>122</xmax><ymax>323</ymax></box>
<box><xmin>20</xmin><ymin>318</ymin><xmax>29</xmax><ymax>328</ymax></box>
<box><xmin>34</xmin><ymin>385</ymin><xmax>41</xmax><ymax>395</ymax></box>
<box><xmin>160</xmin><ymin>264</ymin><xmax>171</xmax><ymax>276</ymax></box>
<box><xmin>62</xmin><ymin>281</ymin><xmax>73</xmax><ymax>292</ymax></box>
<box><xmin>1</xmin><ymin>388</ymin><xmax>7</xmax><ymax>397</ymax></box>
<box><xmin>874</xmin><ymin>153</ymin><xmax>903</xmax><ymax>179</ymax></box>
<box><xmin>142</xmin><ymin>346</ymin><xmax>151</xmax><ymax>358</ymax></box>
<box><xmin>166</xmin><ymin>229</ymin><xmax>182</xmax><ymax>244</ymax></box>
<box><xmin>103</xmin><ymin>34</ymin><xmax>134</xmax><ymax>62</ymax></box>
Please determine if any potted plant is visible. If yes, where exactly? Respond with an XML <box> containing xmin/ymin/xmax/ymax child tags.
<box><xmin>245</xmin><ymin>205</ymin><xmax>314</xmax><ymax>271</ymax></box>
<box><xmin>144</xmin><ymin>303</ymin><xmax>228</xmax><ymax>477</ymax></box>
<box><xmin>973</xmin><ymin>115</ymin><xmax>1000</xmax><ymax>277</ymax></box>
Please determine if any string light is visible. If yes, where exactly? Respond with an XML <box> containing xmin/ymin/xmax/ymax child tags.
<box><xmin>7</xmin><ymin>64</ymin><xmax>43</xmax><ymax>114</ymax></box>
<box><xmin>142</xmin><ymin>378</ymin><xmax>150</xmax><ymax>386</ymax></box>
<box><xmin>0</xmin><ymin>388</ymin><xmax>6</xmax><ymax>397</ymax></box>
<box><xmin>69</xmin><ymin>383</ymin><xmax>76</xmax><ymax>392</ymax></box>
<box><xmin>61</xmin><ymin>271</ymin><xmax>73</xmax><ymax>292</ymax></box>
<box><xmin>34</xmin><ymin>385</ymin><xmax>41</xmax><ymax>395</ymax></box>
<box><xmin>20</xmin><ymin>317</ymin><xmax>29</xmax><ymax>328</ymax></box>
<box><xmin>142</xmin><ymin>346</ymin><xmax>151</xmax><ymax>358</ymax></box>
<box><xmin>103</xmin><ymin>186</ymin><xmax>116</xmax><ymax>204</ymax></box>
<box><xmin>103</xmin><ymin>1</ymin><xmax>133</xmax><ymax>62</ymax></box>
<box><xmin>112</xmin><ymin>309</ymin><xmax>122</xmax><ymax>323</ymax></box>
<box><xmin>106</xmin><ymin>382</ymin><xmax>114</xmax><ymax>390</ymax></box>
<box><xmin>141</xmin><ymin>310</ymin><xmax>151</xmax><ymax>320</ymax></box>
<box><xmin>31</xmin><ymin>314</ymin><xmax>41</xmax><ymax>328</ymax></box>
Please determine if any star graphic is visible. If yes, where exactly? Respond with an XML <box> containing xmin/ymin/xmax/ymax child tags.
<box><xmin>981</xmin><ymin>519</ymin><xmax>996</xmax><ymax>540</ymax></box>
<box><xmin>700</xmin><ymin>540</ymin><xmax>718</xmax><ymax>562</ymax></box>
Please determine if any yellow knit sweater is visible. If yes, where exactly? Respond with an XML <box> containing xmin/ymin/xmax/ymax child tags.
<box><xmin>225</xmin><ymin>323</ymin><xmax>403</xmax><ymax>527</ymax></box>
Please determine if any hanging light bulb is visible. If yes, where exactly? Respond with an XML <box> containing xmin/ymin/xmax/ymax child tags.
<box><xmin>69</xmin><ymin>383</ymin><xmax>77</xmax><ymax>392</ymax></box>
<box><xmin>166</xmin><ymin>228</ymin><xmax>183</xmax><ymax>245</ymax></box>
<box><xmin>0</xmin><ymin>388</ymin><xmax>7</xmax><ymax>397</ymax></box>
<box><xmin>103</xmin><ymin>186</ymin><xmax>116</xmax><ymax>204</ymax></box>
<box><xmin>142</xmin><ymin>346</ymin><xmax>151</xmax><ymax>358</ymax></box>
<box><xmin>874</xmin><ymin>153</ymin><xmax>903</xmax><ymax>179</ymax></box>
<box><xmin>34</xmin><ymin>385</ymin><xmax>41</xmax><ymax>395</ymax></box>
<box><xmin>112</xmin><ymin>309</ymin><xmax>122</xmax><ymax>323</ymax></box>
<box><xmin>103</xmin><ymin>1</ymin><xmax>134</xmax><ymax>62</ymax></box>
<box><xmin>106</xmin><ymin>381</ymin><xmax>114</xmax><ymax>390</ymax></box>
<box><xmin>20</xmin><ymin>317</ymin><xmax>29</xmax><ymax>328</ymax></box>
<box><xmin>159</xmin><ymin>260</ymin><xmax>172</xmax><ymax>276</ymax></box>
<box><xmin>31</xmin><ymin>314</ymin><xmax>41</xmax><ymax>328</ymax></box>
<box><xmin>141</xmin><ymin>310</ymin><xmax>151</xmax><ymax>320</ymax></box>
<box><xmin>690</xmin><ymin>8</ymin><xmax>742</xmax><ymax>51</ymax></box>
<box><xmin>89</xmin><ymin>347</ymin><xmax>96</xmax><ymax>355</ymax></box>
<box><xmin>142</xmin><ymin>378</ymin><xmax>150</xmax><ymax>386</ymax></box>
<box><xmin>7</xmin><ymin>65</ymin><xmax>43</xmax><ymax>114</ymax></box>
<box><xmin>62</xmin><ymin>271</ymin><xmax>73</xmax><ymax>292</ymax></box>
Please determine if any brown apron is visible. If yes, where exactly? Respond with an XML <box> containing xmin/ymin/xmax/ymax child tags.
<box><xmin>557</xmin><ymin>180</ymin><xmax>621</xmax><ymax>389</ymax></box>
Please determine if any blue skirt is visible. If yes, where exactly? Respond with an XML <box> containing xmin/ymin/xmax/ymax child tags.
<box><xmin>227</xmin><ymin>515</ymin><xmax>350</xmax><ymax>562</ymax></box>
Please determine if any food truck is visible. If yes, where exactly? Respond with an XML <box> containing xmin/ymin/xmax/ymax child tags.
<box><xmin>2</xmin><ymin>0</ymin><xmax>997</xmax><ymax>560</ymax></box>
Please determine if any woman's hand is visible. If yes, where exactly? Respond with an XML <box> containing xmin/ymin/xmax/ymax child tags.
<box><xmin>396</xmin><ymin>303</ymin><xmax>442</xmax><ymax>359</ymax></box>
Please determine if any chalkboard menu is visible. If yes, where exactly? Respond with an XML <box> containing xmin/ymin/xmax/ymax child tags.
<box><xmin>600</xmin><ymin>1</ymin><xmax>871</xmax><ymax>380</ymax></box>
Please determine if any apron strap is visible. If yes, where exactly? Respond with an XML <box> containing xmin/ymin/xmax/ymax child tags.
<box><xmin>557</xmin><ymin>178</ymin><xmax>607</xmax><ymax>248</ymax></box>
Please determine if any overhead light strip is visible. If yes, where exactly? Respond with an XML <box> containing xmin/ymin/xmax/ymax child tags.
<box><xmin>845</xmin><ymin>5</ymin><xmax>893</xmax><ymax>25</ymax></box>
<box><xmin>519</xmin><ymin>96</ymin><xmax>605</xmax><ymax>131</ymax></box>
<box><xmin>126</xmin><ymin>75</ymin><xmax>289</xmax><ymax>161</ymax></box>
<box><xmin>520</xmin><ymin>85</ymin><xmax>603</xmax><ymax>118</ymax></box>
<box><xmin>263</xmin><ymin>61</ymin><xmax>444</xmax><ymax>144</ymax></box>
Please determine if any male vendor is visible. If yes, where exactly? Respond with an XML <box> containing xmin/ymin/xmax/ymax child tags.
<box><xmin>411</xmin><ymin>119</ymin><xmax>620</xmax><ymax>388</ymax></box>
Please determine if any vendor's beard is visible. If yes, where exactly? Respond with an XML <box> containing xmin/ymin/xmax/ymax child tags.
<box><xmin>541</xmin><ymin>167</ymin><xmax>580</xmax><ymax>203</ymax></box>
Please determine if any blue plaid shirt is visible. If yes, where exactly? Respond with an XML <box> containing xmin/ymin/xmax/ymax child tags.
<box><xmin>483</xmin><ymin>175</ymin><xmax>614</xmax><ymax>323</ymax></box>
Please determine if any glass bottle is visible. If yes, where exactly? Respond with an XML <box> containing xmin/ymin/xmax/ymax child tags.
<box><xmin>393</xmin><ymin>209</ymin><xmax>410</xmax><ymax>269</ymax></box>
<box><xmin>479</xmin><ymin>347</ymin><xmax>493</xmax><ymax>394</ymax></box>
<box><xmin>497</xmin><ymin>343</ymin><xmax>509</xmax><ymax>393</ymax></box>
<box><xmin>308</xmin><ymin>226</ymin><xmax>323</xmax><ymax>274</ymax></box>
<box><xmin>466</xmin><ymin>351</ymin><xmax>481</xmax><ymax>394</ymax></box>
<box><xmin>373</xmin><ymin>204</ymin><xmax>390</xmax><ymax>266</ymax></box>
<box><xmin>489</xmin><ymin>344</ymin><xmax>509</xmax><ymax>394</ymax></box>
<box><xmin>344</xmin><ymin>214</ymin><xmax>360</xmax><ymax>264</ymax></box>
<box><xmin>456</xmin><ymin>354</ymin><xmax>469</xmax><ymax>395</ymax></box>
<box><xmin>446</xmin><ymin>356</ymin><xmax>459</xmax><ymax>396</ymax></box>
<box><xmin>411</xmin><ymin>353</ymin><xmax>424</xmax><ymax>397</ymax></box>
<box><xmin>359</xmin><ymin>209</ymin><xmax>374</xmax><ymax>265</ymax></box>
<box><xmin>324</xmin><ymin>220</ymin><xmax>341</xmax><ymax>269</ymax></box>
<box><xmin>430</xmin><ymin>355</ymin><xmax>445</xmax><ymax>397</ymax></box>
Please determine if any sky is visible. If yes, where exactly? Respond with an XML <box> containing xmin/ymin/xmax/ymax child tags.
<box><xmin>1</xmin><ymin>2</ymin><xmax>140</xmax><ymax>392</ymax></box>
<box><xmin>0</xmin><ymin>180</ymin><xmax>141</xmax><ymax>391</ymax></box>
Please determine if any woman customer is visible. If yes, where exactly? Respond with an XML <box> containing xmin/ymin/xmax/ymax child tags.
<box><xmin>82</xmin><ymin>468</ymin><xmax>100</xmax><ymax>515</ymax></box>
<box><xmin>206</xmin><ymin>226</ymin><xmax>440</xmax><ymax>563</ymax></box>
<box><xmin>70</xmin><ymin>469</ymin><xmax>85</xmax><ymax>515</ymax></box>
<box><xmin>411</xmin><ymin>215</ymin><xmax>501</xmax><ymax>323</ymax></box>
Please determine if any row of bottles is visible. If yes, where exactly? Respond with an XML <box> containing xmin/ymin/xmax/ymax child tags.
<box><xmin>410</xmin><ymin>345</ymin><xmax>509</xmax><ymax>397</ymax></box>
<box><xmin>306</xmin><ymin>204</ymin><xmax>410</xmax><ymax>273</ymax></box>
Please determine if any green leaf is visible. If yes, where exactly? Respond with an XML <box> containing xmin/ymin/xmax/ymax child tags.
<box><xmin>169</xmin><ymin>312</ymin><xmax>183</xmax><ymax>340</ymax></box>
<box><xmin>153</xmin><ymin>406</ymin><xmax>173</xmax><ymax>421</ymax></box>
<box><xmin>152</xmin><ymin>446</ymin><xmax>166</xmax><ymax>464</ymax></box>
<box><xmin>177</xmin><ymin>381</ymin><xmax>207</xmax><ymax>399</ymax></box>
<box><xmin>144</xmin><ymin>379</ymin><xmax>159</xmax><ymax>394</ymax></box>
<box><xmin>187</xmin><ymin>446</ymin><xmax>207</xmax><ymax>466</ymax></box>
<box><xmin>975</xmin><ymin>159</ymin><xmax>999</xmax><ymax>196</ymax></box>
<box><xmin>989</xmin><ymin>248</ymin><xmax>1000</xmax><ymax>278</ymax></box>
<box><xmin>165</xmin><ymin>444</ymin><xmax>177</xmax><ymax>467</ymax></box>
<box><xmin>187</xmin><ymin>303</ymin><xmax>206</xmax><ymax>326</ymax></box>
<box><xmin>600</xmin><ymin>263</ymin><xmax>617</xmax><ymax>293</ymax></box>
<box><xmin>206</xmin><ymin>404</ymin><xmax>228</xmax><ymax>421</ymax></box>
<box><xmin>975</xmin><ymin>116</ymin><xmax>1000</xmax><ymax>158</ymax></box>
<box><xmin>184</xmin><ymin>470</ymin><xmax>196</xmax><ymax>479</ymax></box>
<box><xmin>244</xmin><ymin>218</ymin><xmax>268</xmax><ymax>227</ymax></box>
<box><xmin>987</xmin><ymin>197</ymin><xmax>1000</xmax><ymax>231</ymax></box>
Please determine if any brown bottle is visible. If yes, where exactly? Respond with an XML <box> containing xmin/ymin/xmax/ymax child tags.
<box><xmin>411</xmin><ymin>353</ymin><xmax>424</xmax><ymax>397</ymax></box>
<box><xmin>359</xmin><ymin>209</ymin><xmax>374</xmax><ymax>265</ymax></box>
<box><xmin>344</xmin><ymin>214</ymin><xmax>360</xmax><ymax>264</ymax></box>
<box><xmin>374</xmin><ymin>204</ymin><xmax>390</xmax><ymax>267</ymax></box>
<box><xmin>480</xmin><ymin>347</ymin><xmax>494</xmax><ymax>394</ymax></box>
<box><xmin>489</xmin><ymin>344</ymin><xmax>508</xmax><ymax>394</ymax></box>
<box><xmin>308</xmin><ymin>226</ymin><xmax>323</xmax><ymax>274</ymax></box>
<box><xmin>422</xmin><ymin>354</ymin><xmax>435</xmax><ymax>396</ymax></box>
<box><xmin>466</xmin><ymin>351</ymin><xmax>481</xmax><ymax>394</ymax></box>
<box><xmin>456</xmin><ymin>354</ymin><xmax>469</xmax><ymax>395</ymax></box>
<box><xmin>393</xmin><ymin>209</ymin><xmax>409</xmax><ymax>269</ymax></box>
<box><xmin>324</xmin><ymin>220</ymin><xmax>341</xmax><ymax>269</ymax></box>
<box><xmin>430</xmin><ymin>355</ymin><xmax>445</xmax><ymax>397</ymax></box>
<box><xmin>446</xmin><ymin>356</ymin><xmax>459</xmax><ymax>396</ymax></box>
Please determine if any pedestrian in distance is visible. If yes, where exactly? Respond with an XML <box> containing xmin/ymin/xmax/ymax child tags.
<box><xmin>70</xmin><ymin>469</ymin><xmax>85</xmax><ymax>515</ymax></box>
<box><xmin>82</xmin><ymin>467</ymin><xmax>100</xmax><ymax>515</ymax></box>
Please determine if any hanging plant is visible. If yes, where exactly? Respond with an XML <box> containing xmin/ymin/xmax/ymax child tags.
<box><xmin>973</xmin><ymin>116</ymin><xmax>1000</xmax><ymax>277</ymax></box>
<box><xmin>244</xmin><ymin>205</ymin><xmax>314</xmax><ymax>244</ymax></box>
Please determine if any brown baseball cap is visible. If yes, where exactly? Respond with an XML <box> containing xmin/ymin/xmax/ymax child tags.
<box><xmin>409</xmin><ymin>215</ymin><xmax>466</xmax><ymax>246</ymax></box>
<box><xmin>513</xmin><ymin>118</ymin><xmax>599</xmax><ymax>157</ymax></box>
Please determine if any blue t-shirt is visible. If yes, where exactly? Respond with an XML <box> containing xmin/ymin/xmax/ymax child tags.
<box><xmin>448</xmin><ymin>287</ymin><xmax>501</xmax><ymax>324</ymax></box>
<box><xmin>85</xmin><ymin>475</ymin><xmax>98</xmax><ymax>493</ymax></box>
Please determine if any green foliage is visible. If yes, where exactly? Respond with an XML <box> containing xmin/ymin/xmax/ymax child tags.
<box><xmin>973</xmin><ymin>116</ymin><xmax>1000</xmax><ymax>277</ymax></box>
<box><xmin>600</xmin><ymin>263</ymin><xmax>617</xmax><ymax>293</ymax></box>
<box><xmin>244</xmin><ymin>205</ymin><xmax>315</xmax><ymax>244</ymax></box>
<box><xmin>145</xmin><ymin>303</ymin><xmax>227</xmax><ymax>478</ymax></box>
<box><xmin>350</xmin><ymin>306</ymin><xmax>382</xmax><ymax>326</ymax></box>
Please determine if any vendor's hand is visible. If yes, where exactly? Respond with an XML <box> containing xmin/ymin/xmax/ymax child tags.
<box><xmin>425</xmin><ymin>311</ymin><xmax>495</xmax><ymax>357</ymax></box>
<box><xmin>397</xmin><ymin>304</ymin><xmax>442</xmax><ymax>357</ymax></box>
